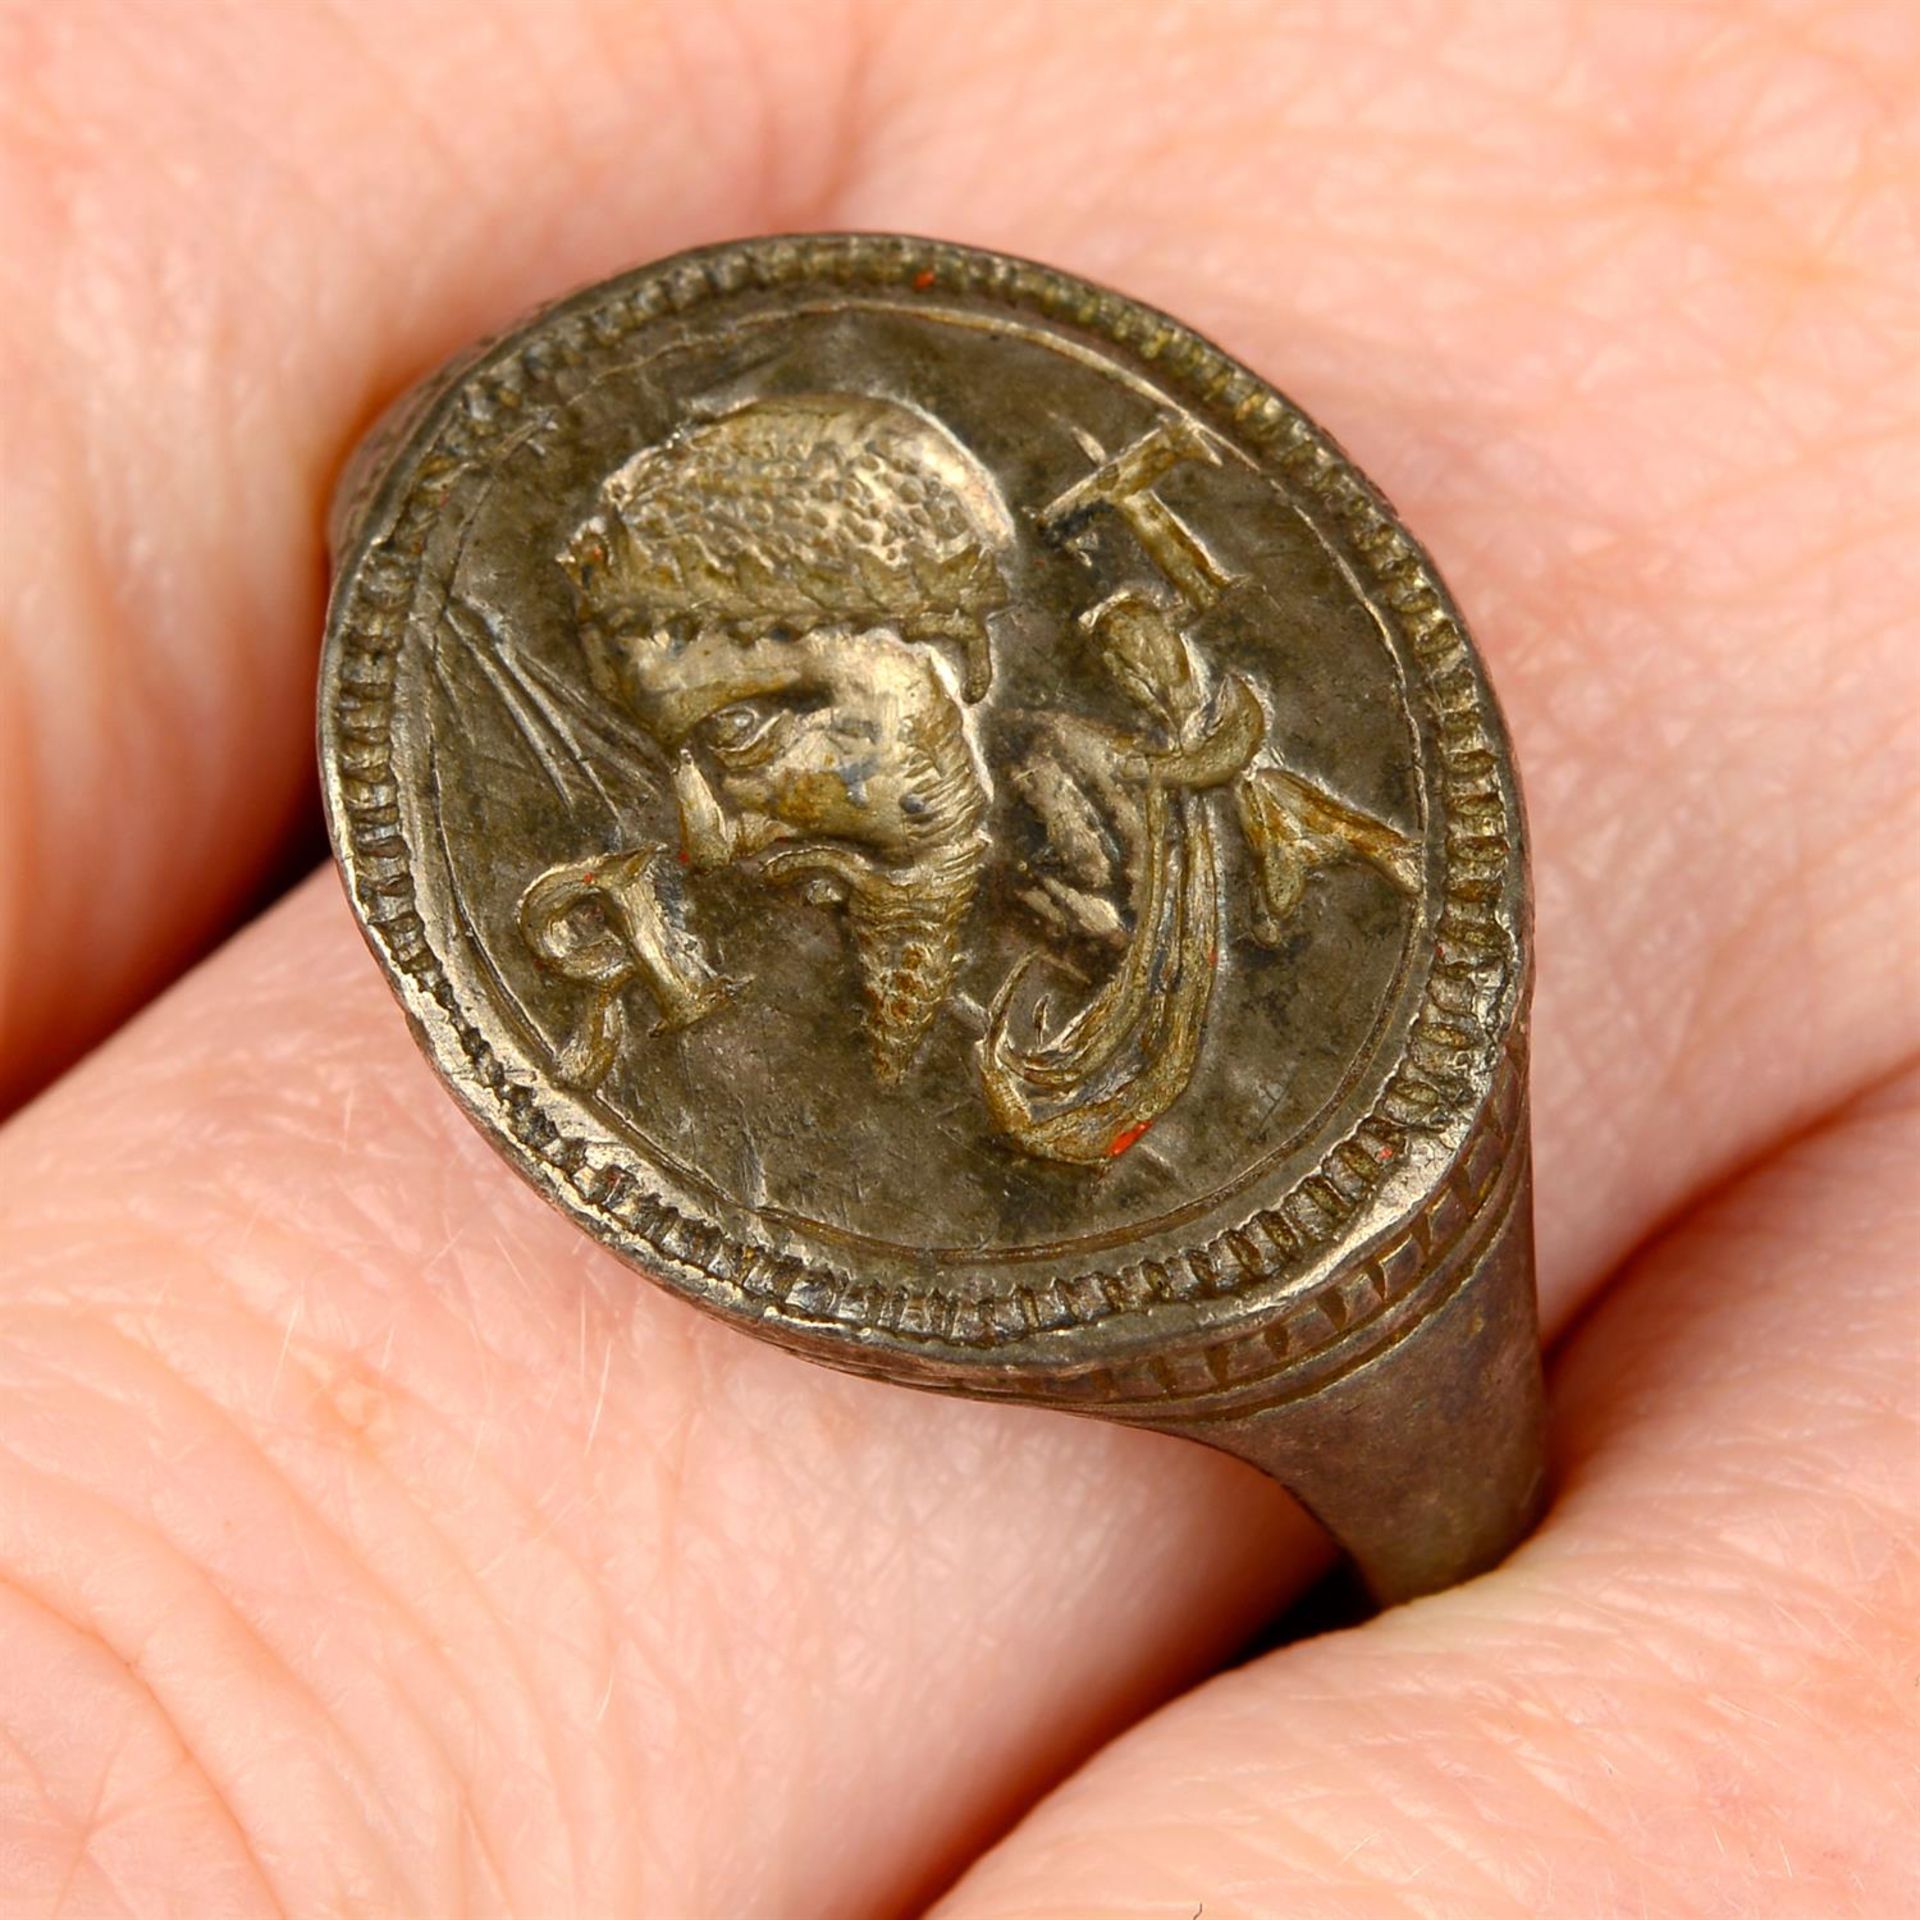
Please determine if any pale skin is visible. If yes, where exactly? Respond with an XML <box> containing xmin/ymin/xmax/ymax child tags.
<box><xmin>0</xmin><ymin>0</ymin><xmax>1915</xmax><ymax>1914</ymax></box>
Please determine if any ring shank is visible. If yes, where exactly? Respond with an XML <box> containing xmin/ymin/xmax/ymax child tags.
<box><xmin>1165</xmin><ymin>1152</ymin><xmax>1545</xmax><ymax>1607</ymax></box>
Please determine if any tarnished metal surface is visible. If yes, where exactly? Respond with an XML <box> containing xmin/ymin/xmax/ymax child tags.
<box><xmin>320</xmin><ymin>234</ymin><xmax>1544</xmax><ymax>1603</ymax></box>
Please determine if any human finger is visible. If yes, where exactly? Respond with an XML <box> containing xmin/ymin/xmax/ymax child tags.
<box><xmin>929</xmin><ymin>1069</ymin><xmax>1920</xmax><ymax>1917</ymax></box>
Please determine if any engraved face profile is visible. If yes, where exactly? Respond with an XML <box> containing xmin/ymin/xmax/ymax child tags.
<box><xmin>555</xmin><ymin>394</ymin><xmax>1013</xmax><ymax>1086</ymax></box>
<box><xmin>535</xmin><ymin>388</ymin><xmax>1421</xmax><ymax>1169</ymax></box>
<box><xmin>322</xmin><ymin>237</ymin><xmax>1530</xmax><ymax>1413</ymax></box>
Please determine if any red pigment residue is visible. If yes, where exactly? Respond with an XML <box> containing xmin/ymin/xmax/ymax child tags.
<box><xmin>1106</xmin><ymin>1121</ymin><xmax>1153</xmax><ymax>1158</ymax></box>
<box><xmin>912</xmin><ymin>269</ymin><xmax>936</xmax><ymax>290</ymax></box>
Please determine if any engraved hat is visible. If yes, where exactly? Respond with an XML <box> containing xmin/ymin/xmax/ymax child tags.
<box><xmin>560</xmin><ymin>393</ymin><xmax>1014</xmax><ymax>700</ymax></box>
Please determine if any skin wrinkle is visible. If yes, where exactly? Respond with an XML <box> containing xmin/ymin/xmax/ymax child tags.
<box><xmin>111</xmin><ymin>1294</ymin><xmax>607</xmax><ymax>1904</ymax></box>
<box><xmin>0</xmin><ymin>1459</ymin><xmax>371</xmax><ymax>1916</ymax></box>
<box><xmin>1434</xmin><ymin>1676</ymin><xmax>1683</xmax><ymax>1873</ymax></box>
<box><xmin>0</xmin><ymin>1714</ymin><xmax>75</xmax><ymax>1873</ymax></box>
<box><xmin>0</xmin><ymin>1597</ymin><xmax>241</xmax><ymax>1920</ymax></box>
<box><xmin>0</xmin><ymin>1334</ymin><xmax>469</xmax><ymax>1907</ymax></box>
<box><xmin>5</xmin><ymin>1134</ymin><xmax>655</xmax><ymax>1901</ymax></box>
<box><xmin>1196</xmin><ymin>1683</ymin><xmax>1563</xmax><ymax>1920</ymax></box>
<box><xmin>0</xmin><ymin>1637</ymin><xmax>132</xmax><ymax>1920</ymax></box>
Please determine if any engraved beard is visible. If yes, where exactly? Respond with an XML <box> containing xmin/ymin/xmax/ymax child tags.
<box><xmin>700</xmin><ymin>691</ymin><xmax>988</xmax><ymax>1086</ymax></box>
<box><xmin>790</xmin><ymin>834</ymin><xmax>985</xmax><ymax>1085</ymax></box>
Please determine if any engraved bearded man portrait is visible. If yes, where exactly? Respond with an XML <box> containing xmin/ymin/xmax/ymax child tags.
<box><xmin>515</xmin><ymin>390</ymin><xmax>1418</xmax><ymax>1171</ymax></box>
